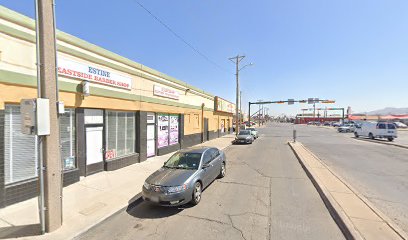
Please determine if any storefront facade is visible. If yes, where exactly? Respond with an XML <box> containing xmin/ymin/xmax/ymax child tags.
<box><xmin>0</xmin><ymin>6</ymin><xmax>234</xmax><ymax>207</ymax></box>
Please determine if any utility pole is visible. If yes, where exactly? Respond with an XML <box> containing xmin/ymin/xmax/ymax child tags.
<box><xmin>37</xmin><ymin>0</ymin><xmax>62</xmax><ymax>232</ymax></box>
<box><xmin>229</xmin><ymin>55</ymin><xmax>250</xmax><ymax>136</ymax></box>
<box><xmin>240</xmin><ymin>91</ymin><xmax>242</xmax><ymax>123</ymax></box>
<box><xmin>313</xmin><ymin>102</ymin><xmax>318</xmax><ymax>123</ymax></box>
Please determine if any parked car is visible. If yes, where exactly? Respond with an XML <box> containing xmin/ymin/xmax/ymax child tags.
<box><xmin>354</xmin><ymin>121</ymin><xmax>397</xmax><ymax>141</ymax></box>
<box><xmin>246</xmin><ymin>127</ymin><xmax>259</xmax><ymax>139</ymax></box>
<box><xmin>337</xmin><ymin>124</ymin><xmax>356</xmax><ymax>133</ymax></box>
<box><xmin>323</xmin><ymin>122</ymin><xmax>331</xmax><ymax>126</ymax></box>
<box><xmin>142</xmin><ymin>147</ymin><xmax>226</xmax><ymax>206</ymax></box>
<box><xmin>234</xmin><ymin>130</ymin><xmax>254</xmax><ymax>144</ymax></box>
<box><xmin>394</xmin><ymin>122</ymin><xmax>408</xmax><ymax>129</ymax></box>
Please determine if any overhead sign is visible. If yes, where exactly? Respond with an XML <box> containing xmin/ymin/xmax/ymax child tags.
<box><xmin>288</xmin><ymin>99</ymin><xmax>294</xmax><ymax>105</ymax></box>
<box><xmin>58</xmin><ymin>58</ymin><xmax>132</xmax><ymax>90</ymax></box>
<box><xmin>153</xmin><ymin>85</ymin><xmax>180</xmax><ymax>100</ymax></box>
<box><xmin>308</xmin><ymin>98</ymin><xmax>320</xmax><ymax>104</ymax></box>
<box><xmin>215</xmin><ymin>97</ymin><xmax>235</xmax><ymax>113</ymax></box>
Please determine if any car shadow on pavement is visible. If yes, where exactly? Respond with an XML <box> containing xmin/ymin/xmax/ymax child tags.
<box><xmin>0</xmin><ymin>224</ymin><xmax>41</xmax><ymax>239</ymax></box>
<box><xmin>126</xmin><ymin>193</ymin><xmax>193</xmax><ymax>220</ymax></box>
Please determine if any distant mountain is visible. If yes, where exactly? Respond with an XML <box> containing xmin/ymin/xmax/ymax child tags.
<box><xmin>358</xmin><ymin>107</ymin><xmax>408</xmax><ymax>115</ymax></box>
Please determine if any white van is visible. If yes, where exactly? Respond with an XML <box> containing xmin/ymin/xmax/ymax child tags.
<box><xmin>354</xmin><ymin>121</ymin><xmax>397</xmax><ymax>141</ymax></box>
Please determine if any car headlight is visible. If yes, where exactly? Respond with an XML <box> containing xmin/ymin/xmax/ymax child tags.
<box><xmin>143</xmin><ymin>181</ymin><xmax>150</xmax><ymax>189</ymax></box>
<box><xmin>166</xmin><ymin>184</ymin><xmax>188</xmax><ymax>193</ymax></box>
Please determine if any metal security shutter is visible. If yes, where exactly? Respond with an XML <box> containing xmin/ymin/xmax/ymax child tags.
<box><xmin>4</xmin><ymin>105</ymin><xmax>38</xmax><ymax>184</ymax></box>
<box><xmin>60</xmin><ymin>109</ymin><xmax>76</xmax><ymax>170</ymax></box>
<box><xmin>117</xmin><ymin>112</ymin><xmax>126</xmax><ymax>156</ymax></box>
<box><xmin>106</xmin><ymin>111</ymin><xmax>117</xmax><ymax>154</ymax></box>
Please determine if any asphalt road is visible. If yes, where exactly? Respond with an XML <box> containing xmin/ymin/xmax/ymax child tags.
<box><xmin>77</xmin><ymin>125</ymin><xmax>344</xmax><ymax>240</ymax></box>
<box><xmin>292</xmin><ymin>123</ymin><xmax>408</xmax><ymax>234</ymax></box>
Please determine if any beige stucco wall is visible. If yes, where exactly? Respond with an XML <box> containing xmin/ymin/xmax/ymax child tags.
<box><xmin>0</xmin><ymin>7</ymin><xmax>235</xmax><ymax>138</ymax></box>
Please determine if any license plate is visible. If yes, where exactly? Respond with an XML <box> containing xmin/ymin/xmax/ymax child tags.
<box><xmin>150</xmin><ymin>195</ymin><xmax>159</xmax><ymax>202</ymax></box>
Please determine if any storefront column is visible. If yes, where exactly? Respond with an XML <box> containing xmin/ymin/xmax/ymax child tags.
<box><xmin>179</xmin><ymin>114</ymin><xmax>185</xmax><ymax>149</ymax></box>
<box><xmin>136</xmin><ymin>111</ymin><xmax>147</xmax><ymax>162</ymax></box>
<box><xmin>75</xmin><ymin>109</ymin><xmax>86</xmax><ymax>176</ymax></box>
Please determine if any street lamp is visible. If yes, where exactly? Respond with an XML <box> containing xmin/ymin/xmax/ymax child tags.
<box><xmin>229</xmin><ymin>55</ymin><xmax>253</xmax><ymax>135</ymax></box>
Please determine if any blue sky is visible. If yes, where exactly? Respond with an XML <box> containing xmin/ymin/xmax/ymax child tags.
<box><xmin>1</xmin><ymin>0</ymin><xmax>408</xmax><ymax>116</ymax></box>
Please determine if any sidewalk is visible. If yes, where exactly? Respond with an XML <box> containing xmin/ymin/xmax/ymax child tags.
<box><xmin>0</xmin><ymin>134</ymin><xmax>235</xmax><ymax>240</ymax></box>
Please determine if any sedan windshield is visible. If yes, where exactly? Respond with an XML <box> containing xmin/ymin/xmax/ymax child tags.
<box><xmin>239</xmin><ymin>130</ymin><xmax>251</xmax><ymax>135</ymax></box>
<box><xmin>247</xmin><ymin>128</ymin><xmax>255</xmax><ymax>131</ymax></box>
<box><xmin>164</xmin><ymin>152</ymin><xmax>202</xmax><ymax>170</ymax></box>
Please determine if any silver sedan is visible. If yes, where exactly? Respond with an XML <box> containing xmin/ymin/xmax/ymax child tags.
<box><xmin>142</xmin><ymin>147</ymin><xmax>226</xmax><ymax>206</ymax></box>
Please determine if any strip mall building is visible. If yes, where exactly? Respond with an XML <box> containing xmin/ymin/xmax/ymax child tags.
<box><xmin>0</xmin><ymin>6</ymin><xmax>235</xmax><ymax>207</ymax></box>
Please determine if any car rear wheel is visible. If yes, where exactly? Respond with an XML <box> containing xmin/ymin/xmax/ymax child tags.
<box><xmin>369</xmin><ymin>133</ymin><xmax>374</xmax><ymax>139</ymax></box>
<box><xmin>388</xmin><ymin>137</ymin><xmax>394</xmax><ymax>142</ymax></box>
<box><xmin>218</xmin><ymin>162</ymin><xmax>226</xmax><ymax>178</ymax></box>
<box><xmin>191</xmin><ymin>182</ymin><xmax>202</xmax><ymax>205</ymax></box>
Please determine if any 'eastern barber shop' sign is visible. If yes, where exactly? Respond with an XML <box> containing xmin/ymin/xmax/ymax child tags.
<box><xmin>58</xmin><ymin>57</ymin><xmax>132</xmax><ymax>90</ymax></box>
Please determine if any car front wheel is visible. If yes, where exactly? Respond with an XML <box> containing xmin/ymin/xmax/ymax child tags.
<box><xmin>191</xmin><ymin>182</ymin><xmax>202</xmax><ymax>205</ymax></box>
<box><xmin>354</xmin><ymin>132</ymin><xmax>359</xmax><ymax>138</ymax></box>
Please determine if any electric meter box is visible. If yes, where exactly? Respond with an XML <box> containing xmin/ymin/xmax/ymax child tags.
<box><xmin>20</xmin><ymin>98</ymin><xmax>50</xmax><ymax>136</ymax></box>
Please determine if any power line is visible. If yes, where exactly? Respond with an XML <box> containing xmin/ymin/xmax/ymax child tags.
<box><xmin>133</xmin><ymin>0</ymin><xmax>232</xmax><ymax>74</ymax></box>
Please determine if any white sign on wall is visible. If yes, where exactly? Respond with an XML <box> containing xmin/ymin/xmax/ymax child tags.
<box><xmin>153</xmin><ymin>85</ymin><xmax>180</xmax><ymax>100</ymax></box>
<box><xmin>58</xmin><ymin>58</ymin><xmax>132</xmax><ymax>90</ymax></box>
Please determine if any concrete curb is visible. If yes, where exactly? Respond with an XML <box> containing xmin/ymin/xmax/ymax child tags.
<box><xmin>353</xmin><ymin>137</ymin><xmax>408</xmax><ymax>150</ymax></box>
<box><xmin>288</xmin><ymin>142</ymin><xmax>362</xmax><ymax>240</ymax></box>
<box><xmin>73</xmin><ymin>140</ymin><xmax>234</xmax><ymax>239</ymax></box>
<box><xmin>289</xmin><ymin>141</ymin><xmax>408</xmax><ymax>240</ymax></box>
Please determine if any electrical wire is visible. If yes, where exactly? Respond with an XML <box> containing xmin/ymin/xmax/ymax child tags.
<box><xmin>132</xmin><ymin>0</ymin><xmax>232</xmax><ymax>74</ymax></box>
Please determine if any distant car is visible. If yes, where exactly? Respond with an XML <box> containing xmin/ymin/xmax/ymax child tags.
<box><xmin>246</xmin><ymin>127</ymin><xmax>258</xmax><ymax>139</ymax></box>
<box><xmin>394</xmin><ymin>122</ymin><xmax>407</xmax><ymax>129</ymax></box>
<box><xmin>234</xmin><ymin>130</ymin><xmax>254</xmax><ymax>144</ymax></box>
<box><xmin>323</xmin><ymin>122</ymin><xmax>331</xmax><ymax>126</ymax></box>
<box><xmin>142</xmin><ymin>147</ymin><xmax>226</xmax><ymax>206</ymax></box>
<box><xmin>337</xmin><ymin>124</ymin><xmax>356</xmax><ymax>133</ymax></box>
<box><xmin>354</xmin><ymin>122</ymin><xmax>397</xmax><ymax>141</ymax></box>
<box><xmin>332</xmin><ymin>122</ymin><xmax>342</xmax><ymax>127</ymax></box>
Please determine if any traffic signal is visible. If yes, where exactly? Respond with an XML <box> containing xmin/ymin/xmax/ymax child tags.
<box><xmin>276</xmin><ymin>101</ymin><xmax>285</xmax><ymax>104</ymax></box>
<box><xmin>322</xmin><ymin>100</ymin><xmax>335</xmax><ymax>104</ymax></box>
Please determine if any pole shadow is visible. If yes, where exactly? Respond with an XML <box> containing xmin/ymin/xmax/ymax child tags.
<box><xmin>0</xmin><ymin>224</ymin><xmax>41</xmax><ymax>239</ymax></box>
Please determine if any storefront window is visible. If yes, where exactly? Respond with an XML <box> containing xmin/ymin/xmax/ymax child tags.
<box><xmin>60</xmin><ymin>109</ymin><xmax>76</xmax><ymax>170</ymax></box>
<box><xmin>105</xmin><ymin>111</ymin><xmax>135</xmax><ymax>159</ymax></box>
<box><xmin>157</xmin><ymin>114</ymin><xmax>169</xmax><ymax>148</ymax></box>
<box><xmin>4</xmin><ymin>105</ymin><xmax>38</xmax><ymax>184</ymax></box>
<box><xmin>157</xmin><ymin>114</ymin><xmax>179</xmax><ymax>148</ymax></box>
